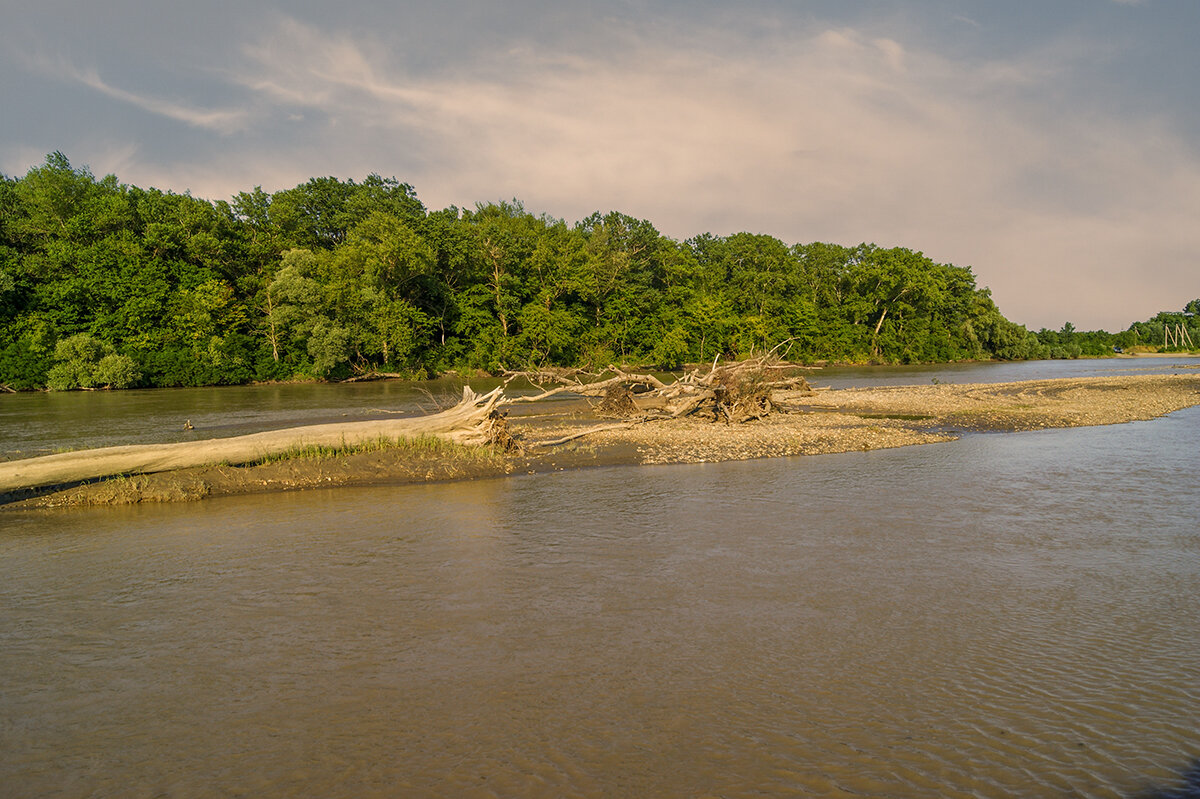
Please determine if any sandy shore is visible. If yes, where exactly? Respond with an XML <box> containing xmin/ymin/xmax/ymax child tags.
<box><xmin>535</xmin><ymin>373</ymin><xmax>1200</xmax><ymax>464</ymax></box>
<box><xmin>4</xmin><ymin>373</ymin><xmax>1198</xmax><ymax>509</ymax></box>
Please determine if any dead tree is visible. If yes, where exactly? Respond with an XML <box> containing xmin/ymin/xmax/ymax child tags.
<box><xmin>501</xmin><ymin>351</ymin><xmax>815</xmax><ymax>426</ymax></box>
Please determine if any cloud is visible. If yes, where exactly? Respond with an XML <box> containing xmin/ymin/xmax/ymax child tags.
<box><xmin>21</xmin><ymin>52</ymin><xmax>249</xmax><ymax>134</ymax></box>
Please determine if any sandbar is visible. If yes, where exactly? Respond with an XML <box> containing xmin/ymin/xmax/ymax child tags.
<box><xmin>3</xmin><ymin>373</ymin><xmax>1197</xmax><ymax>509</ymax></box>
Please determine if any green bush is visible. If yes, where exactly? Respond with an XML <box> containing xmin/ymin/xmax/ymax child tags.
<box><xmin>45</xmin><ymin>333</ymin><xmax>141</xmax><ymax>390</ymax></box>
<box><xmin>93</xmin><ymin>353</ymin><xmax>140</xmax><ymax>388</ymax></box>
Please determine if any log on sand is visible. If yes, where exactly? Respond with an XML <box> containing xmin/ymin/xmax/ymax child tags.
<box><xmin>0</xmin><ymin>387</ymin><xmax>504</xmax><ymax>494</ymax></box>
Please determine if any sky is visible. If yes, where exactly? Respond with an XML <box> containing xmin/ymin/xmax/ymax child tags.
<box><xmin>2</xmin><ymin>0</ymin><xmax>1197</xmax><ymax>331</ymax></box>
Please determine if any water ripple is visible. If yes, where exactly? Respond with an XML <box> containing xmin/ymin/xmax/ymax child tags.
<box><xmin>3</xmin><ymin>408</ymin><xmax>1200</xmax><ymax>796</ymax></box>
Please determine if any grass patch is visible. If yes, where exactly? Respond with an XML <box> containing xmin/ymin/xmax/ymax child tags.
<box><xmin>245</xmin><ymin>435</ymin><xmax>505</xmax><ymax>467</ymax></box>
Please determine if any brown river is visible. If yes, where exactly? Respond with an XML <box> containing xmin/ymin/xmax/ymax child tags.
<box><xmin>2</xmin><ymin>360</ymin><xmax>1199</xmax><ymax>797</ymax></box>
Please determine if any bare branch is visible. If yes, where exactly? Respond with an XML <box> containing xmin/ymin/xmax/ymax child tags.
<box><xmin>502</xmin><ymin>345</ymin><xmax>818</xmax><ymax>425</ymax></box>
<box><xmin>534</xmin><ymin>421</ymin><xmax>642</xmax><ymax>447</ymax></box>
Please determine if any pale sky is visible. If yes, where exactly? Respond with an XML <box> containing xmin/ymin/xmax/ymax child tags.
<box><xmin>2</xmin><ymin>0</ymin><xmax>1197</xmax><ymax>331</ymax></box>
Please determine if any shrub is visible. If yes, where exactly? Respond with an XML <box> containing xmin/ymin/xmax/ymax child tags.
<box><xmin>45</xmin><ymin>333</ymin><xmax>141</xmax><ymax>390</ymax></box>
<box><xmin>93</xmin><ymin>353</ymin><xmax>141</xmax><ymax>388</ymax></box>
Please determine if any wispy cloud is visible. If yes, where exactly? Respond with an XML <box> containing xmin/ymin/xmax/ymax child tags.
<box><xmin>22</xmin><ymin>52</ymin><xmax>248</xmax><ymax>134</ymax></box>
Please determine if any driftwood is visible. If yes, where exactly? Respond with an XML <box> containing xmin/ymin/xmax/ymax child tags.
<box><xmin>533</xmin><ymin>421</ymin><xmax>642</xmax><ymax>447</ymax></box>
<box><xmin>0</xmin><ymin>387</ymin><xmax>504</xmax><ymax>494</ymax></box>
<box><xmin>503</xmin><ymin>370</ymin><xmax>671</xmax><ymax>403</ymax></box>
<box><xmin>502</xmin><ymin>352</ymin><xmax>816</xmax><ymax>434</ymax></box>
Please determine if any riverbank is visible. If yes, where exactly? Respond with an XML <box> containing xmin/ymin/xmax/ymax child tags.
<box><xmin>3</xmin><ymin>373</ymin><xmax>1197</xmax><ymax>509</ymax></box>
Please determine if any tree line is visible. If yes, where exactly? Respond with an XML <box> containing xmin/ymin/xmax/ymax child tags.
<box><xmin>0</xmin><ymin>152</ymin><xmax>1143</xmax><ymax>391</ymax></box>
<box><xmin>1033</xmin><ymin>303</ymin><xmax>1199</xmax><ymax>359</ymax></box>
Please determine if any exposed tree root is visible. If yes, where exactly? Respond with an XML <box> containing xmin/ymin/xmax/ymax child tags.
<box><xmin>596</xmin><ymin>384</ymin><xmax>638</xmax><ymax>417</ymax></box>
<box><xmin>483</xmin><ymin>410</ymin><xmax>524</xmax><ymax>454</ymax></box>
<box><xmin>502</xmin><ymin>352</ymin><xmax>815</xmax><ymax>427</ymax></box>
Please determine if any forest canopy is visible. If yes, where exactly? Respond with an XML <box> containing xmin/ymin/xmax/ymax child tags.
<box><xmin>0</xmin><ymin>152</ymin><xmax>1171</xmax><ymax>391</ymax></box>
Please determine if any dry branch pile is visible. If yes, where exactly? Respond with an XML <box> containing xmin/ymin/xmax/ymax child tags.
<box><xmin>502</xmin><ymin>353</ymin><xmax>816</xmax><ymax>428</ymax></box>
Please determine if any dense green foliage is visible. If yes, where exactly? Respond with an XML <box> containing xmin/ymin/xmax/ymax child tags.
<box><xmin>0</xmin><ymin>152</ymin><xmax>1135</xmax><ymax>391</ymax></box>
<box><xmin>1033</xmin><ymin>302</ymin><xmax>1200</xmax><ymax>359</ymax></box>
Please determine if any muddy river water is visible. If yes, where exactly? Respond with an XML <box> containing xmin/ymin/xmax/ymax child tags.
<box><xmin>2</xmin><ymin>359</ymin><xmax>1199</xmax><ymax>797</ymax></box>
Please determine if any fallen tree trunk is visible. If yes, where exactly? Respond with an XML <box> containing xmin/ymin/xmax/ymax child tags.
<box><xmin>0</xmin><ymin>387</ymin><xmax>504</xmax><ymax>494</ymax></box>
